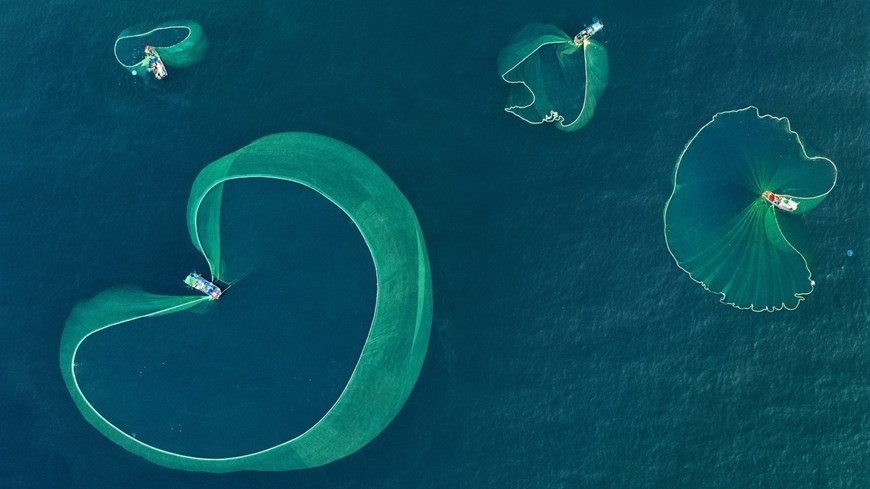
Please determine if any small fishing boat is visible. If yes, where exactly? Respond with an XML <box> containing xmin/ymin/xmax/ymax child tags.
<box><xmin>184</xmin><ymin>272</ymin><xmax>222</xmax><ymax>299</ymax></box>
<box><xmin>144</xmin><ymin>45</ymin><xmax>168</xmax><ymax>79</ymax></box>
<box><xmin>574</xmin><ymin>17</ymin><xmax>604</xmax><ymax>45</ymax></box>
<box><xmin>762</xmin><ymin>191</ymin><xmax>799</xmax><ymax>212</ymax></box>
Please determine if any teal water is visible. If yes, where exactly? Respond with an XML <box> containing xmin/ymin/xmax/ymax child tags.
<box><xmin>1</xmin><ymin>0</ymin><xmax>868</xmax><ymax>487</ymax></box>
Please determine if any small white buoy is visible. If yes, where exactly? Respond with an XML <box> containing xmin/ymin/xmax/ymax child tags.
<box><xmin>810</xmin><ymin>280</ymin><xmax>816</xmax><ymax>286</ymax></box>
<box><xmin>131</xmin><ymin>69</ymin><xmax>137</xmax><ymax>76</ymax></box>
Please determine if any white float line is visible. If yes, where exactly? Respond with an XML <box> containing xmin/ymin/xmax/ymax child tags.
<box><xmin>74</xmin><ymin>173</ymin><xmax>407</xmax><ymax>461</ymax></box>
<box><xmin>500</xmin><ymin>39</ymin><xmax>575</xmax><ymax>125</ymax></box>
<box><xmin>113</xmin><ymin>25</ymin><xmax>193</xmax><ymax>69</ymax></box>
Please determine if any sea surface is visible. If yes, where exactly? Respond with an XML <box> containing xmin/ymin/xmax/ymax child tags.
<box><xmin>1</xmin><ymin>0</ymin><xmax>868</xmax><ymax>488</ymax></box>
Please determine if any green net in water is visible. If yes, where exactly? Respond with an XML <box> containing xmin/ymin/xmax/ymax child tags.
<box><xmin>113</xmin><ymin>20</ymin><xmax>207</xmax><ymax>75</ymax></box>
<box><xmin>498</xmin><ymin>22</ymin><xmax>609</xmax><ymax>131</ymax></box>
<box><xmin>664</xmin><ymin>107</ymin><xmax>838</xmax><ymax>312</ymax></box>
<box><xmin>59</xmin><ymin>133</ymin><xmax>432</xmax><ymax>471</ymax></box>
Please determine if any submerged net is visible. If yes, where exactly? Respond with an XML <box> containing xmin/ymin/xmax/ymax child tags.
<box><xmin>59</xmin><ymin>133</ymin><xmax>432</xmax><ymax>471</ymax></box>
<box><xmin>664</xmin><ymin>107</ymin><xmax>838</xmax><ymax>312</ymax></box>
<box><xmin>498</xmin><ymin>23</ymin><xmax>609</xmax><ymax>131</ymax></box>
<box><xmin>113</xmin><ymin>20</ymin><xmax>207</xmax><ymax>74</ymax></box>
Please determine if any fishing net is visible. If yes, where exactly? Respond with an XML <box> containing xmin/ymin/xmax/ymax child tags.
<box><xmin>60</xmin><ymin>133</ymin><xmax>432</xmax><ymax>471</ymax></box>
<box><xmin>113</xmin><ymin>20</ymin><xmax>207</xmax><ymax>75</ymax></box>
<box><xmin>498</xmin><ymin>23</ymin><xmax>609</xmax><ymax>131</ymax></box>
<box><xmin>664</xmin><ymin>107</ymin><xmax>838</xmax><ymax>311</ymax></box>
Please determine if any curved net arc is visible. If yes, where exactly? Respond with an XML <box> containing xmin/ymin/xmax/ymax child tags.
<box><xmin>113</xmin><ymin>21</ymin><xmax>207</xmax><ymax>73</ymax></box>
<box><xmin>498</xmin><ymin>23</ymin><xmax>609</xmax><ymax>132</ymax></box>
<box><xmin>60</xmin><ymin>133</ymin><xmax>432</xmax><ymax>471</ymax></box>
<box><xmin>61</xmin><ymin>291</ymin><xmax>211</xmax><ymax>453</ymax></box>
<box><xmin>500</xmin><ymin>39</ymin><xmax>575</xmax><ymax>124</ymax></box>
<box><xmin>113</xmin><ymin>25</ymin><xmax>192</xmax><ymax>68</ymax></box>
<box><xmin>663</xmin><ymin>106</ymin><xmax>838</xmax><ymax>312</ymax></box>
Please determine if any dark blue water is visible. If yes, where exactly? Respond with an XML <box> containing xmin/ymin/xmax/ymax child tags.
<box><xmin>1</xmin><ymin>0</ymin><xmax>868</xmax><ymax>488</ymax></box>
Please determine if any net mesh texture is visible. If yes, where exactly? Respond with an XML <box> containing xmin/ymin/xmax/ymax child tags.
<box><xmin>664</xmin><ymin>107</ymin><xmax>838</xmax><ymax>311</ymax></box>
<box><xmin>60</xmin><ymin>133</ymin><xmax>432</xmax><ymax>471</ymax></box>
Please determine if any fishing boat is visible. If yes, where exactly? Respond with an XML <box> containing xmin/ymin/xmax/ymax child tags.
<box><xmin>762</xmin><ymin>191</ymin><xmax>799</xmax><ymax>212</ymax></box>
<box><xmin>184</xmin><ymin>272</ymin><xmax>222</xmax><ymax>300</ymax></box>
<box><xmin>574</xmin><ymin>17</ymin><xmax>604</xmax><ymax>45</ymax></box>
<box><xmin>144</xmin><ymin>45</ymin><xmax>168</xmax><ymax>79</ymax></box>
